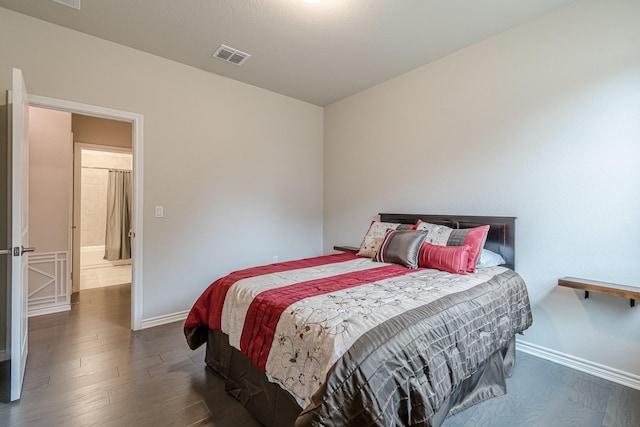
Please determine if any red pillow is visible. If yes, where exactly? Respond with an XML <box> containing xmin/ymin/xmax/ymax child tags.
<box><xmin>461</xmin><ymin>225</ymin><xmax>490</xmax><ymax>273</ymax></box>
<box><xmin>415</xmin><ymin>222</ymin><xmax>490</xmax><ymax>273</ymax></box>
<box><xmin>418</xmin><ymin>243</ymin><xmax>471</xmax><ymax>275</ymax></box>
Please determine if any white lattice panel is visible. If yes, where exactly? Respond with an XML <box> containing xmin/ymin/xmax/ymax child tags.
<box><xmin>28</xmin><ymin>251</ymin><xmax>70</xmax><ymax>317</ymax></box>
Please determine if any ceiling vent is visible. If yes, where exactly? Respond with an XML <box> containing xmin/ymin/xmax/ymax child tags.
<box><xmin>213</xmin><ymin>44</ymin><xmax>251</xmax><ymax>66</ymax></box>
<box><xmin>51</xmin><ymin>0</ymin><xmax>81</xmax><ymax>9</ymax></box>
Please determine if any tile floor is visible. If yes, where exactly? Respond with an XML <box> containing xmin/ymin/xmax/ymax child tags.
<box><xmin>79</xmin><ymin>264</ymin><xmax>132</xmax><ymax>290</ymax></box>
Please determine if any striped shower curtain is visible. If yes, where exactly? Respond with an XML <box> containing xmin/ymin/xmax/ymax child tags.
<box><xmin>104</xmin><ymin>169</ymin><xmax>132</xmax><ymax>261</ymax></box>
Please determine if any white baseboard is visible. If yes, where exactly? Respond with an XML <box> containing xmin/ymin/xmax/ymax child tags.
<box><xmin>28</xmin><ymin>304</ymin><xmax>71</xmax><ymax>318</ymax></box>
<box><xmin>516</xmin><ymin>339</ymin><xmax>640</xmax><ymax>391</ymax></box>
<box><xmin>140</xmin><ymin>310</ymin><xmax>189</xmax><ymax>329</ymax></box>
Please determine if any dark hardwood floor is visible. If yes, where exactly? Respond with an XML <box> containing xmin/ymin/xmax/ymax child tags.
<box><xmin>2</xmin><ymin>284</ymin><xmax>639</xmax><ymax>427</ymax></box>
<box><xmin>443</xmin><ymin>350</ymin><xmax>640</xmax><ymax>427</ymax></box>
<box><xmin>0</xmin><ymin>284</ymin><xmax>260</xmax><ymax>427</ymax></box>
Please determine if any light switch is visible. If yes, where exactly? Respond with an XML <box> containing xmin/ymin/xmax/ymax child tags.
<box><xmin>155</xmin><ymin>206</ymin><xmax>164</xmax><ymax>218</ymax></box>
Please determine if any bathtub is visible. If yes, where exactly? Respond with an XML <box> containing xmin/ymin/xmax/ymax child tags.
<box><xmin>80</xmin><ymin>245</ymin><xmax>131</xmax><ymax>268</ymax></box>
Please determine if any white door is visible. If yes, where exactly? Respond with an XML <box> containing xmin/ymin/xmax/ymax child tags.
<box><xmin>8</xmin><ymin>68</ymin><xmax>33</xmax><ymax>401</ymax></box>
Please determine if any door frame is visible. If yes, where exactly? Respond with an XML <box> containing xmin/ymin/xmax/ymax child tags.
<box><xmin>29</xmin><ymin>94</ymin><xmax>144</xmax><ymax>330</ymax></box>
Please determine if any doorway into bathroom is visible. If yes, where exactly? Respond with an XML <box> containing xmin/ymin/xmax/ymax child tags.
<box><xmin>26</xmin><ymin>107</ymin><xmax>136</xmax><ymax>318</ymax></box>
<box><xmin>74</xmin><ymin>145</ymin><xmax>133</xmax><ymax>291</ymax></box>
<box><xmin>25</xmin><ymin>94</ymin><xmax>143</xmax><ymax>333</ymax></box>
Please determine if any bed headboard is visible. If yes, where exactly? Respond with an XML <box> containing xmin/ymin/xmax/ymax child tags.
<box><xmin>379</xmin><ymin>213</ymin><xmax>516</xmax><ymax>270</ymax></box>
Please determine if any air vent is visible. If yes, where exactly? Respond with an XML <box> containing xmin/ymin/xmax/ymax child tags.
<box><xmin>213</xmin><ymin>44</ymin><xmax>251</xmax><ymax>66</ymax></box>
<box><xmin>51</xmin><ymin>0</ymin><xmax>81</xmax><ymax>9</ymax></box>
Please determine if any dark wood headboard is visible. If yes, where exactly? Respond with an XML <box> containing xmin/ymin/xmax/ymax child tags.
<box><xmin>379</xmin><ymin>213</ymin><xmax>516</xmax><ymax>270</ymax></box>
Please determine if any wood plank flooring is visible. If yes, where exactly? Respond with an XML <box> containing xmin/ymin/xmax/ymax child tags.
<box><xmin>1</xmin><ymin>283</ymin><xmax>639</xmax><ymax>426</ymax></box>
<box><xmin>443</xmin><ymin>351</ymin><xmax>640</xmax><ymax>427</ymax></box>
<box><xmin>0</xmin><ymin>284</ymin><xmax>259</xmax><ymax>427</ymax></box>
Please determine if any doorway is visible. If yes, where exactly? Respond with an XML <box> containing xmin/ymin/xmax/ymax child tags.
<box><xmin>29</xmin><ymin>94</ymin><xmax>144</xmax><ymax>330</ymax></box>
<box><xmin>75</xmin><ymin>146</ymin><xmax>133</xmax><ymax>291</ymax></box>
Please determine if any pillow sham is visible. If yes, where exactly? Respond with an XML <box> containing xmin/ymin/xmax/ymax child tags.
<box><xmin>415</xmin><ymin>221</ymin><xmax>489</xmax><ymax>273</ymax></box>
<box><xmin>418</xmin><ymin>243</ymin><xmax>471</xmax><ymax>275</ymax></box>
<box><xmin>373</xmin><ymin>230</ymin><xmax>427</xmax><ymax>269</ymax></box>
<box><xmin>476</xmin><ymin>249</ymin><xmax>506</xmax><ymax>269</ymax></box>
<box><xmin>357</xmin><ymin>220</ymin><xmax>416</xmax><ymax>258</ymax></box>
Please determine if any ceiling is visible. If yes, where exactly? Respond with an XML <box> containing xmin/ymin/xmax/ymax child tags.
<box><xmin>0</xmin><ymin>0</ymin><xmax>576</xmax><ymax>106</ymax></box>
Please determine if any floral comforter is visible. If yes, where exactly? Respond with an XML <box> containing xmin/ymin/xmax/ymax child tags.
<box><xmin>184</xmin><ymin>252</ymin><xmax>532</xmax><ymax>425</ymax></box>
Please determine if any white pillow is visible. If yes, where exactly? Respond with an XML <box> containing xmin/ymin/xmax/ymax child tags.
<box><xmin>476</xmin><ymin>249</ymin><xmax>506</xmax><ymax>268</ymax></box>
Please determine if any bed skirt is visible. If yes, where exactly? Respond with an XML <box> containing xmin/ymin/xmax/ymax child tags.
<box><xmin>204</xmin><ymin>329</ymin><xmax>517</xmax><ymax>427</ymax></box>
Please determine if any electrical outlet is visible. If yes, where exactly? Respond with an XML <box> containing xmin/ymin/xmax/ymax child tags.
<box><xmin>272</xmin><ymin>255</ymin><xmax>279</xmax><ymax>263</ymax></box>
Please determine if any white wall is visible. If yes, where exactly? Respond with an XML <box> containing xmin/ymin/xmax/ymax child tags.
<box><xmin>72</xmin><ymin>114</ymin><xmax>132</xmax><ymax>149</ymax></box>
<box><xmin>28</xmin><ymin>107</ymin><xmax>72</xmax><ymax>254</ymax></box>
<box><xmin>324</xmin><ymin>0</ymin><xmax>640</xmax><ymax>375</ymax></box>
<box><xmin>0</xmin><ymin>8</ymin><xmax>324</xmax><ymax>321</ymax></box>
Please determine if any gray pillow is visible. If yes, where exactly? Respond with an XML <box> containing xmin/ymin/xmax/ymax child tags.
<box><xmin>373</xmin><ymin>230</ymin><xmax>427</xmax><ymax>269</ymax></box>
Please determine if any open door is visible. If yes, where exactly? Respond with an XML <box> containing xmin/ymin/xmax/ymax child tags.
<box><xmin>7</xmin><ymin>68</ymin><xmax>33</xmax><ymax>401</ymax></box>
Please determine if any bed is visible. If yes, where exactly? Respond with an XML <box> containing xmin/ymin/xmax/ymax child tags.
<box><xmin>184</xmin><ymin>213</ymin><xmax>532</xmax><ymax>426</ymax></box>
